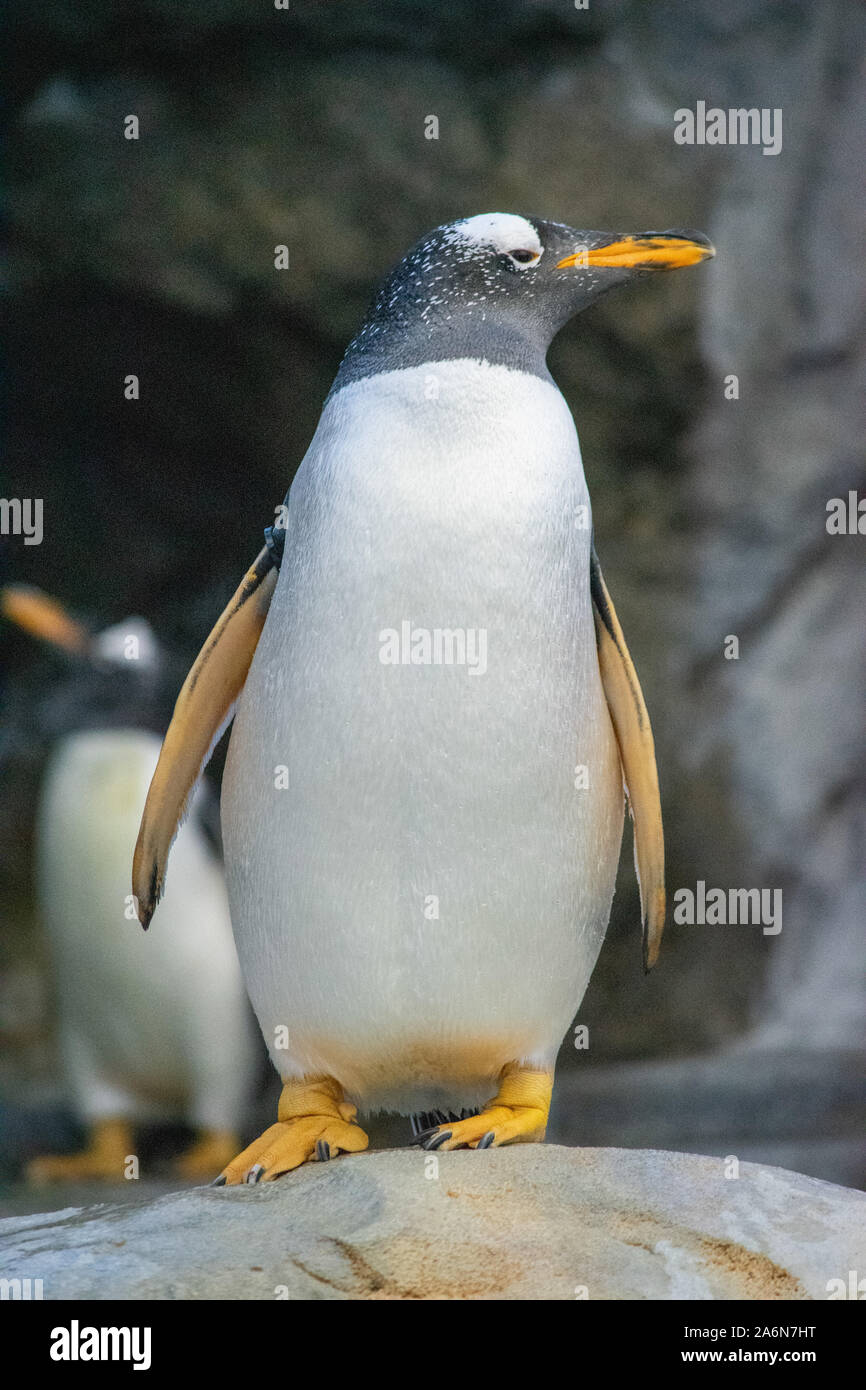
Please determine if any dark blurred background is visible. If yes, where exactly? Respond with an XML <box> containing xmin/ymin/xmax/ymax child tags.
<box><xmin>2</xmin><ymin>0</ymin><xmax>864</xmax><ymax>1208</ymax></box>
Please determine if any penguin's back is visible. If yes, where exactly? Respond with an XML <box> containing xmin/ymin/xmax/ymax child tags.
<box><xmin>223</xmin><ymin>360</ymin><xmax>624</xmax><ymax>1113</ymax></box>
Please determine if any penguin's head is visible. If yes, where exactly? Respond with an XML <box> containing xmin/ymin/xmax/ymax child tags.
<box><xmin>1</xmin><ymin>586</ymin><xmax>161</xmax><ymax>673</ymax></box>
<box><xmin>1</xmin><ymin>585</ymin><xmax>172</xmax><ymax>738</ymax></box>
<box><xmin>92</xmin><ymin>617</ymin><xmax>161</xmax><ymax>673</ymax></box>
<box><xmin>339</xmin><ymin>212</ymin><xmax>714</xmax><ymax>383</ymax></box>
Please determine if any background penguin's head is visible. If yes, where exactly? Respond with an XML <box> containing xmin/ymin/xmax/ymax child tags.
<box><xmin>347</xmin><ymin>212</ymin><xmax>714</xmax><ymax>369</ymax></box>
<box><xmin>0</xmin><ymin>585</ymin><xmax>174</xmax><ymax>741</ymax></box>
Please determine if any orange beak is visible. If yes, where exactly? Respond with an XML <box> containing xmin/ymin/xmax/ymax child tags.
<box><xmin>1</xmin><ymin>584</ymin><xmax>91</xmax><ymax>655</ymax></box>
<box><xmin>557</xmin><ymin>232</ymin><xmax>715</xmax><ymax>271</ymax></box>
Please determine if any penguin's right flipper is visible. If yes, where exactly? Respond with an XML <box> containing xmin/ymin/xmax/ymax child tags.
<box><xmin>132</xmin><ymin>546</ymin><xmax>278</xmax><ymax>928</ymax></box>
<box><xmin>590</xmin><ymin>543</ymin><xmax>665</xmax><ymax>971</ymax></box>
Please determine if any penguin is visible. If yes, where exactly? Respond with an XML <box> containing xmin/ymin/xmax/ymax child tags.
<box><xmin>1</xmin><ymin>584</ymin><xmax>258</xmax><ymax>1181</ymax></box>
<box><xmin>132</xmin><ymin>214</ymin><xmax>714</xmax><ymax>1182</ymax></box>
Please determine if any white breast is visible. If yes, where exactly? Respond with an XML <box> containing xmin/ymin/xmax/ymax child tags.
<box><xmin>222</xmin><ymin>360</ymin><xmax>623</xmax><ymax>1114</ymax></box>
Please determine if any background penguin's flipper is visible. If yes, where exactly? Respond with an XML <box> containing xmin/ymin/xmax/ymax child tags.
<box><xmin>590</xmin><ymin>543</ymin><xmax>665</xmax><ymax>971</ymax></box>
<box><xmin>132</xmin><ymin>546</ymin><xmax>278</xmax><ymax>928</ymax></box>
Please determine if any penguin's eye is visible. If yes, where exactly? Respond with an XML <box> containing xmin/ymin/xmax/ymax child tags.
<box><xmin>509</xmin><ymin>249</ymin><xmax>539</xmax><ymax>266</ymax></box>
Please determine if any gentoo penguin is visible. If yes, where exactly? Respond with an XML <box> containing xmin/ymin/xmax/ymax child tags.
<box><xmin>1</xmin><ymin>584</ymin><xmax>257</xmax><ymax>1181</ymax></box>
<box><xmin>133</xmin><ymin>214</ymin><xmax>714</xmax><ymax>1182</ymax></box>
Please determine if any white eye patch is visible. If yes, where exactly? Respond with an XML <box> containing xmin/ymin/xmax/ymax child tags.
<box><xmin>447</xmin><ymin>213</ymin><xmax>543</xmax><ymax>264</ymax></box>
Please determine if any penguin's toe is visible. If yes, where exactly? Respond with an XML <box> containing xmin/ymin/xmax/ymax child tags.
<box><xmin>416</xmin><ymin>1103</ymin><xmax>547</xmax><ymax>1151</ymax></box>
<box><xmin>27</xmin><ymin>1152</ymin><xmax>124</xmax><ymax>1184</ymax></box>
<box><xmin>214</xmin><ymin>1116</ymin><xmax>369</xmax><ymax>1185</ymax></box>
<box><xmin>421</xmin><ymin>1130</ymin><xmax>452</xmax><ymax>1151</ymax></box>
<box><xmin>26</xmin><ymin>1118</ymin><xmax>134</xmax><ymax>1185</ymax></box>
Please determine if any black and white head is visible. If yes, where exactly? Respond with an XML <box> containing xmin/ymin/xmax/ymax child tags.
<box><xmin>1</xmin><ymin>586</ymin><xmax>170</xmax><ymax>737</ymax></box>
<box><xmin>336</xmin><ymin>212</ymin><xmax>714</xmax><ymax>385</ymax></box>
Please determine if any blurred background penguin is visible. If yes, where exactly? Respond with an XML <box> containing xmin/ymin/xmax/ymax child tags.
<box><xmin>0</xmin><ymin>584</ymin><xmax>260</xmax><ymax>1184</ymax></box>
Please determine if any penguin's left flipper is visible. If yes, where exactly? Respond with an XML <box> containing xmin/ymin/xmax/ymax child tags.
<box><xmin>590</xmin><ymin>542</ymin><xmax>666</xmax><ymax>970</ymax></box>
<box><xmin>132</xmin><ymin>546</ymin><xmax>278</xmax><ymax>928</ymax></box>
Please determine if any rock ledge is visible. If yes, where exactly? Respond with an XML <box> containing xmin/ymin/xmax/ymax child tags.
<box><xmin>1</xmin><ymin>1146</ymin><xmax>862</xmax><ymax>1300</ymax></box>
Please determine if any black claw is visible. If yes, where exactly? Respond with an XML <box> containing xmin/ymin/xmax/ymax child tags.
<box><xmin>409</xmin><ymin>1106</ymin><xmax>481</xmax><ymax>1141</ymax></box>
<box><xmin>423</xmin><ymin>1130</ymin><xmax>452</xmax><ymax>1151</ymax></box>
<box><xmin>209</xmin><ymin>1175</ymin><xmax>227</xmax><ymax>1187</ymax></box>
<box><xmin>316</xmin><ymin>1139</ymin><xmax>331</xmax><ymax>1162</ymax></box>
<box><xmin>476</xmin><ymin>1131</ymin><xmax>495</xmax><ymax>1149</ymax></box>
